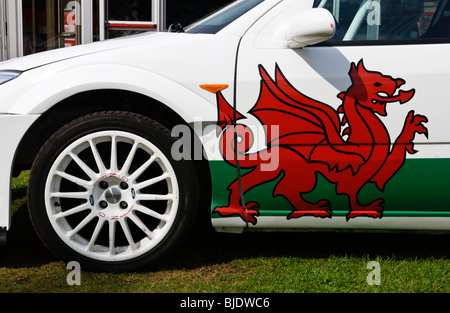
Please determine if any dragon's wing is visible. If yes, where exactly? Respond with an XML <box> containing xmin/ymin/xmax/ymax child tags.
<box><xmin>250</xmin><ymin>65</ymin><xmax>364</xmax><ymax>172</ymax></box>
<box><xmin>250</xmin><ymin>65</ymin><xmax>341</xmax><ymax>146</ymax></box>
<box><xmin>274</xmin><ymin>64</ymin><xmax>342</xmax><ymax>130</ymax></box>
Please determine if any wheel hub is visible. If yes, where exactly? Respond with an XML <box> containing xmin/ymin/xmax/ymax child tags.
<box><xmin>105</xmin><ymin>187</ymin><xmax>122</xmax><ymax>204</ymax></box>
<box><xmin>93</xmin><ymin>177</ymin><xmax>133</xmax><ymax>217</ymax></box>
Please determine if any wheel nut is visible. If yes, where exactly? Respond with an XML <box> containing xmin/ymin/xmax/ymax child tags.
<box><xmin>100</xmin><ymin>181</ymin><xmax>109</xmax><ymax>189</ymax></box>
<box><xmin>120</xmin><ymin>182</ymin><xmax>129</xmax><ymax>189</ymax></box>
<box><xmin>99</xmin><ymin>200</ymin><xmax>108</xmax><ymax>208</ymax></box>
<box><xmin>120</xmin><ymin>201</ymin><xmax>128</xmax><ymax>209</ymax></box>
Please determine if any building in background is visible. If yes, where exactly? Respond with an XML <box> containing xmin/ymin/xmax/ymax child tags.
<box><xmin>0</xmin><ymin>0</ymin><xmax>232</xmax><ymax>61</ymax></box>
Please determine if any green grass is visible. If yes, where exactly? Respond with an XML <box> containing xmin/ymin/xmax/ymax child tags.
<box><xmin>0</xmin><ymin>171</ymin><xmax>449</xmax><ymax>293</ymax></box>
<box><xmin>10</xmin><ymin>170</ymin><xmax>29</xmax><ymax>216</ymax></box>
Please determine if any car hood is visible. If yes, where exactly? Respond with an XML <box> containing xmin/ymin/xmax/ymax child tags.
<box><xmin>0</xmin><ymin>32</ymin><xmax>163</xmax><ymax>72</ymax></box>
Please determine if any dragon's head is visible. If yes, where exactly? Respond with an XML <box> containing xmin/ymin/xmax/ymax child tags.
<box><xmin>347</xmin><ymin>60</ymin><xmax>415</xmax><ymax>116</ymax></box>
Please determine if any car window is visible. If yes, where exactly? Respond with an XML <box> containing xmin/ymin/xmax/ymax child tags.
<box><xmin>313</xmin><ymin>0</ymin><xmax>450</xmax><ymax>42</ymax></box>
<box><xmin>185</xmin><ymin>0</ymin><xmax>265</xmax><ymax>34</ymax></box>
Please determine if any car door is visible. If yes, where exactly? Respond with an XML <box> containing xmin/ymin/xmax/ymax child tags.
<box><xmin>226</xmin><ymin>0</ymin><xmax>450</xmax><ymax>231</ymax></box>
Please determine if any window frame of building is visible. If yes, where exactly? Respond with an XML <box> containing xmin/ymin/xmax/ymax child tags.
<box><xmin>101</xmin><ymin>0</ymin><xmax>165</xmax><ymax>40</ymax></box>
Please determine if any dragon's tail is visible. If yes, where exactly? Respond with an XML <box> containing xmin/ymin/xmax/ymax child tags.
<box><xmin>214</xmin><ymin>89</ymin><xmax>261</xmax><ymax>167</ymax></box>
<box><xmin>219</xmin><ymin>124</ymin><xmax>262</xmax><ymax>168</ymax></box>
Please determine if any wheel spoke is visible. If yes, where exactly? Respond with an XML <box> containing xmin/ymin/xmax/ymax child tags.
<box><xmin>89</xmin><ymin>139</ymin><xmax>107</xmax><ymax>173</ymax></box>
<box><xmin>69</xmin><ymin>152</ymin><xmax>98</xmax><ymax>180</ymax></box>
<box><xmin>119</xmin><ymin>141</ymin><xmax>139</xmax><ymax>177</ymax></box>
<box><xmin>134</xmin><ymin>203</ymin><xmax>169</xmax><ymax>222</ymax></box>
<box><xmin>136</xmin><ymin>193</ymin><xmax>176</xmax><ymax>201</ymax></box>
<box><xmin>54</xmin><ymin>202</ymin><xmax>91</xmax><ymax>219</ymax></box>
<box><xmin>67</xmin><ymin>211</ymin><xmax>96</xmax><ymax>238</ymax></box>
<box><xmin>108</xmin><ymin>220</ymin><xmax>116</xmax><ymax>256</ymax></box>
<box><xmin>119</xmin><ymin>219</ymin><xmax>136</xmax><ymax>251</ymax></box>
<box><xmin>129</xmin><ymin>154</ymin><xmax>157</xmax><ymax>181</ymax></box>
<box><xmin>110</xmin><ymin>135</ymin><xmax>119</xmax><ymax>173</ymax></box>
<box><xmin>50</xmin><ymin>191</ymin><xmax>89</xmax><ymax>200</ymax></box>
<box><xmin>134</xmin><ymin>172</ymin><xmax>170</xmax><ymax>191</ymax></box>
<box><xmin>86</xmin><ymin>219</ymin><xmax>106</xmax><ymax>251</ymax></box>
<box><xmin>55</xmin><ymin>170</ymin><xmax>91</xmax><ymax>189</ymax></box>
<box><xmin>127</xmin><ymin>213</ymin><xmax>154</xmax><ymax>240</ymax></box>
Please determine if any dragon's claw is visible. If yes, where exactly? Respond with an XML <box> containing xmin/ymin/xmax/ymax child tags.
<box><xmin>244</xmin><ymin>202</ymin><xmax>260</xmax><ymax>225</ymax></box>
<box><xmin>346</xmin><ymin>199</ymin><xmax>384</xmax><ymax>220</ymax></box>
<box><xmin>213</xmin><ymin>202</ymin><xmax>260</xmax><ymax>224</ymax></box>
<box><xmin>287</xmin><ymin>200</ymin><xmax>332</xmax><ymax>219</ymax></box>
<box><xmin>398</xmin><ymin>111</ymin><xmax>429</xmax><ymax>155</ymax></box>
<box><xmin>346</xmin><ymin>210</ymin><xmax>383</xmax><ymax>220</ymax></box>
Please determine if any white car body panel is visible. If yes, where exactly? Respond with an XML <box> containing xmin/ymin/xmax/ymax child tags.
<box><xmin>0</xmin><ymin>115</ymin><xmax>39</xmax><ymax>229</ymax></box>
<box><xmin>213</xmin><ymin>216</ymin><xmax>450</xmax><ymax>233</ymax></box>
<box><xmin>211</xmin><ymin>0</ymin><xmax>450</xmax><ymax>231</ymax></box>
<box><xmin>0</xmin><ymin>33</ymin><xmax>239</xmax><ymax>120</ymax></box>
<box><xmin>0</xmin><ymin>0</ymin><xmax>448</xmax><ymax>238</ymax></box>
<box><xmin>0</xmin><ymin>2</ymin><xmax>264</xmax><ymax>232</ymax></box>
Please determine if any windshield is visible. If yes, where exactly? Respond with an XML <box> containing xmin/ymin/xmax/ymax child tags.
<box><xmin>185</xmin><ymin>0</ymin><xmax>265</xmax><ymax>34</ymax></box>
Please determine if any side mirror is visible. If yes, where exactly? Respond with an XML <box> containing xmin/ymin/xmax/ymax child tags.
<box><xmin>286</xmin><ymin>8</ymin><xmax>335</xmax><ymax>48</ymax></box>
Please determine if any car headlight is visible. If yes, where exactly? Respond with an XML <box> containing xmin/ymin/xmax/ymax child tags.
<box><xmin>0</xmin><ymin>70</ymin><xmax>22</xmax><ymax>85</ymax></box>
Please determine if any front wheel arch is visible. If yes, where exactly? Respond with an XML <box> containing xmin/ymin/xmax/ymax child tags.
<box><xmin>14</xmin><ymin>89</ymin><xmax>190</xmax><ymax>175</ymax></box>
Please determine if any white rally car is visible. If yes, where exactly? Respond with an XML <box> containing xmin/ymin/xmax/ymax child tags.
<box><xmin>0</xmin><ymin>0</ymin><xmax>448</xmax><ymax>271</ymax></box>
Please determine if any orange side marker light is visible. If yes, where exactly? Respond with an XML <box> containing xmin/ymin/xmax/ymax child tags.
<box><xmin>199</xmin><ymin>84</ymin><xmax>229</xmax><ymax>93</ymax></box>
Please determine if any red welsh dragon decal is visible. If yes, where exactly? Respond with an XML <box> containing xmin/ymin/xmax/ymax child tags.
<box><xmin>212</xmin><ymin>59</ymin><xmax>428</xmax><ymax>224</ymax></box>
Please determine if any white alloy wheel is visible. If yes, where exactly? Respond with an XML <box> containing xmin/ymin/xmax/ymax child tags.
<box><xmin>28</xmin><ymin>112</ymin><xmax>198</xmax><ymax>271</ymax></box>
<box><xmin>45</xmin><ymin>130</ymin><xmax>179</xmax><ymax>262</ymax></box>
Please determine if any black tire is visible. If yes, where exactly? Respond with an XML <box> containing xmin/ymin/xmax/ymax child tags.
<box><xmin>27</xmin><ymin>111</ymin><xmax>198</xmax><ymax>271</ymax></box>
